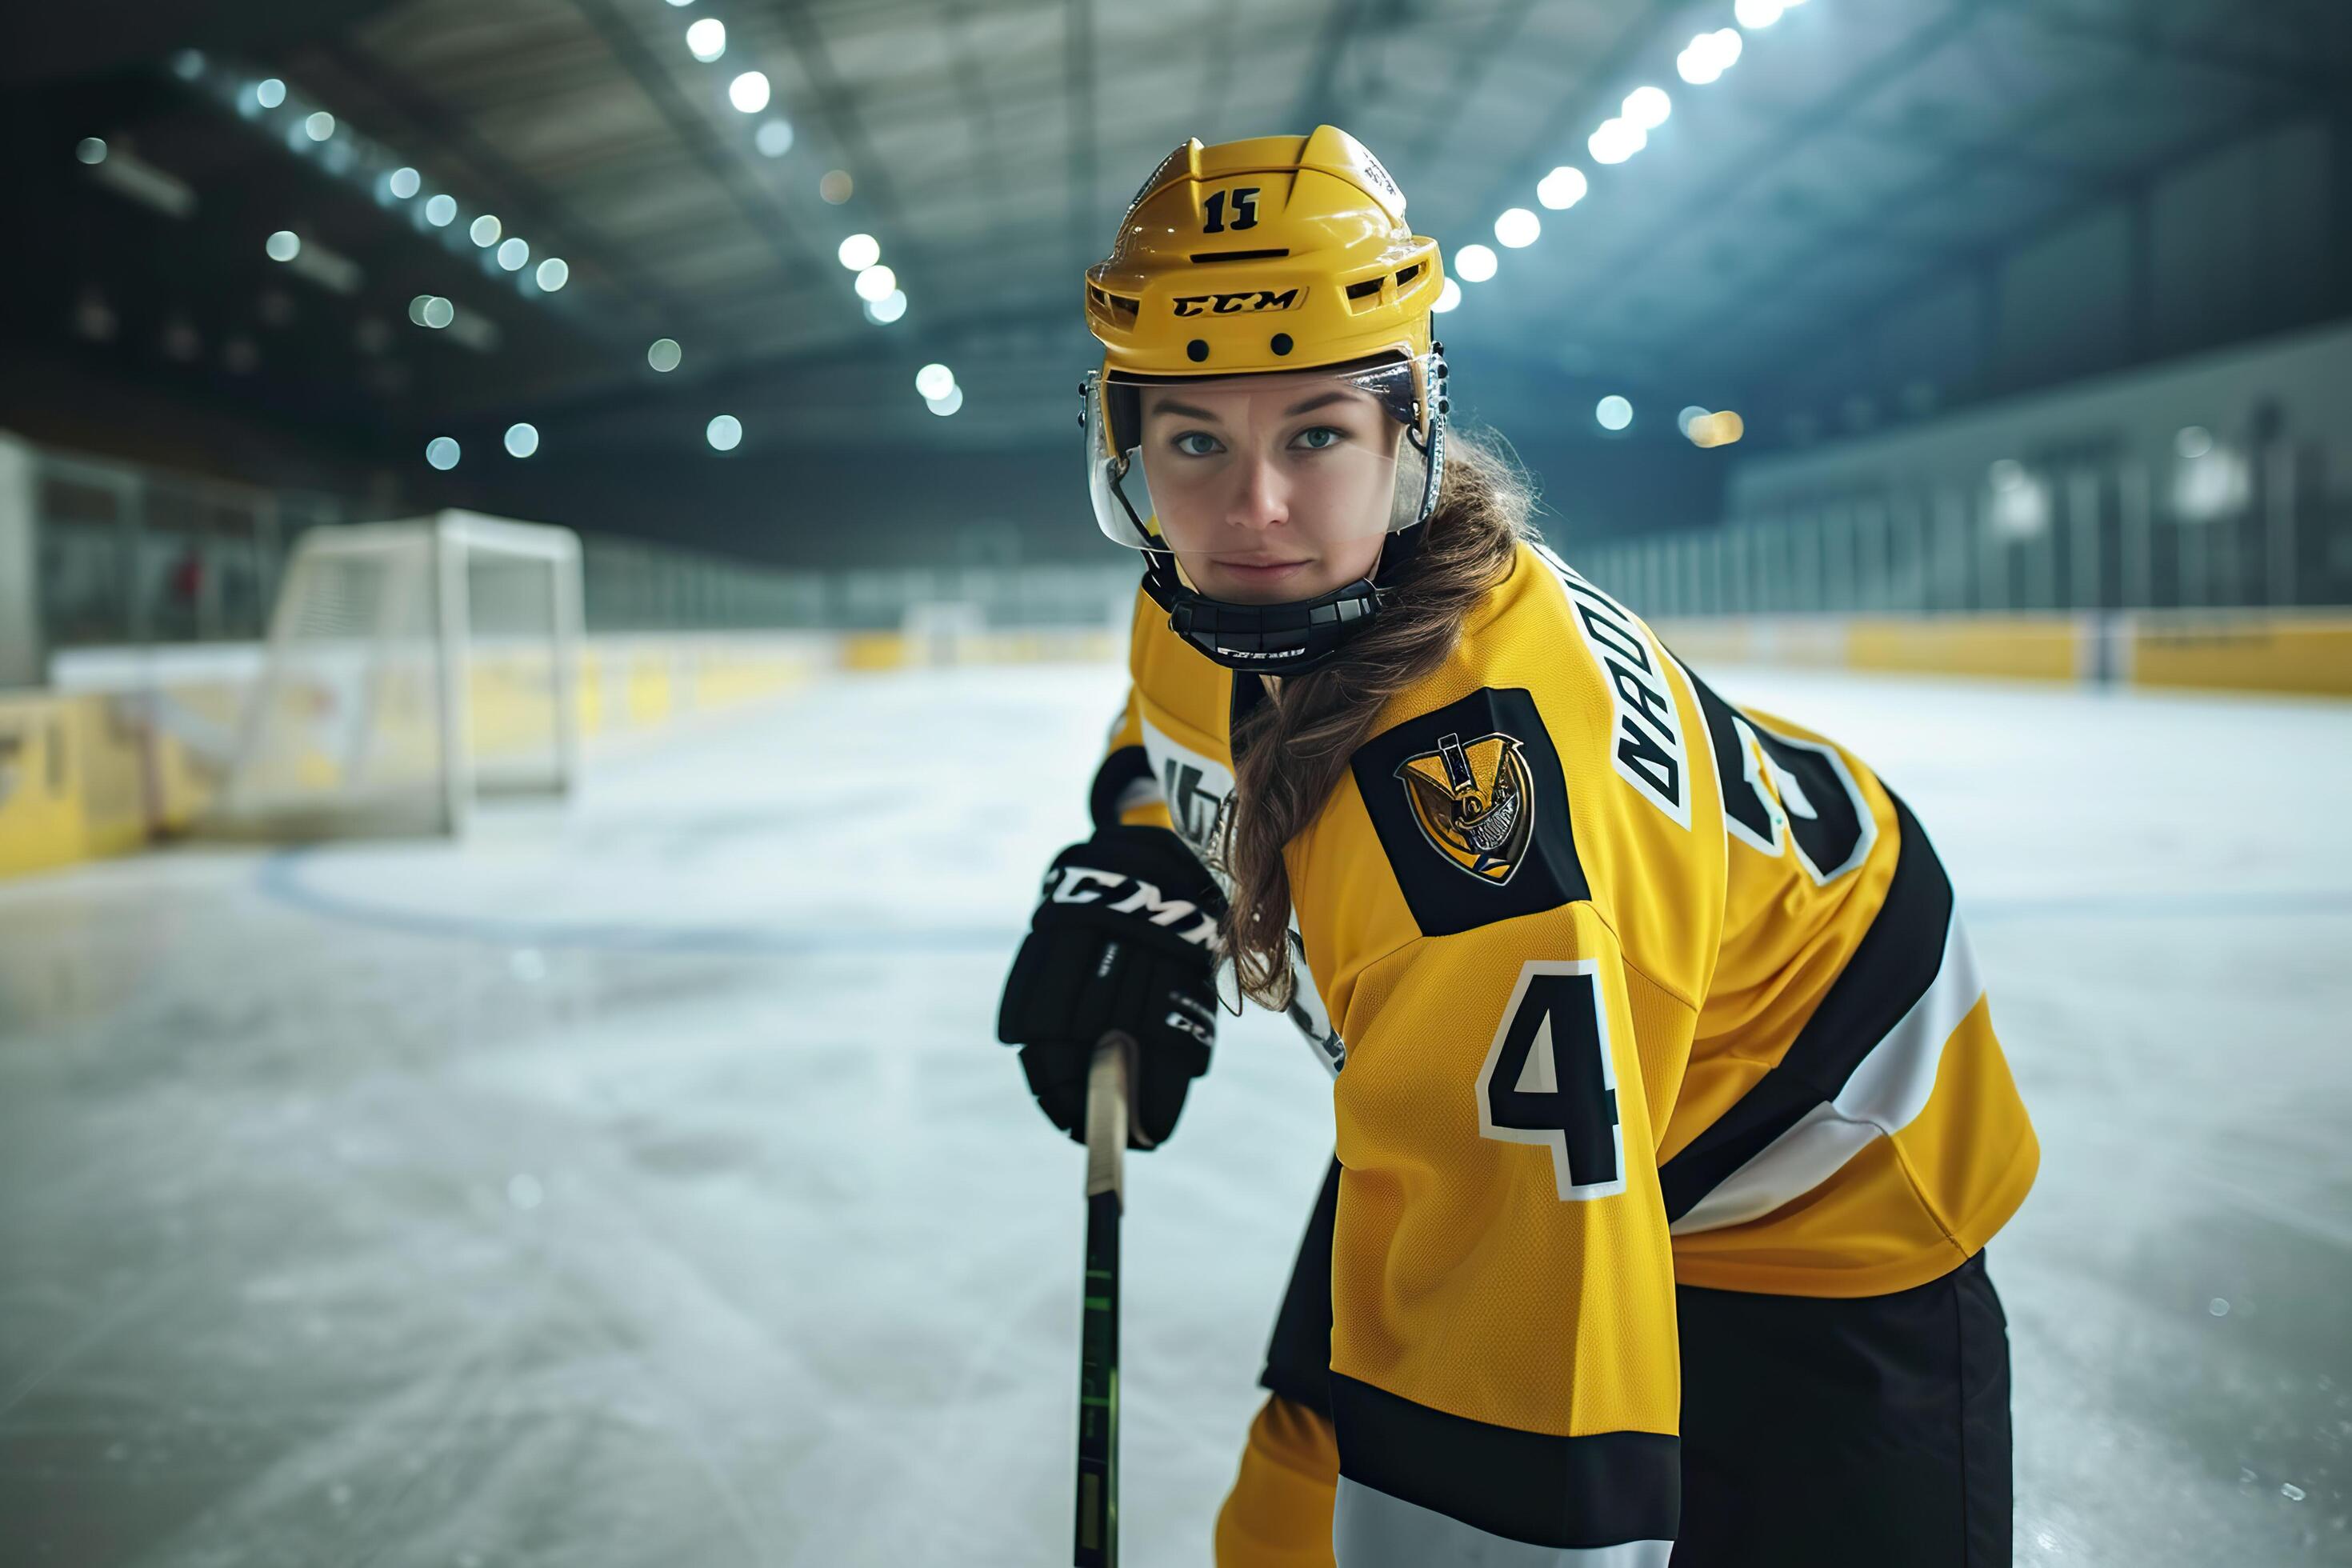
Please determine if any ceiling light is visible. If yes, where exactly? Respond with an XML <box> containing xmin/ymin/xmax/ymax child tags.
<box><xmin>426</xmin><ymin>436</ymin><xmax>460</xmax><ymax>470</ymax></box>
<box><xmin>1622</xmin><ymin>87</ymin><xmax>1671</xmax><ymax>130</ymax></box>
<box><xmin>1494</xmin><ymin>208</ymin><xmax>1540</xmax><ymax>248</ymax></box>
<box><xmin>853</xmin><ymin>263</ymin><xmax>896</xmax><ymax>302</ymax></box>
<box><xmin>1454</xmin><ymin>244</ymin><xmax>1498</xmax><ymax>283</ymax></box>
<box><xmin>914</xmin><ymin>363</ymin><xmax>955</xmax><ymax>401</ymax></box>
<box><xmin>729</xmin><ymin>71</ymin><xmax>770</xmax><ymax>113</ymax></box>
<box><xmin>706</xmin><ymin>414</ymin><xmax>742</xmax><ymax>451</ymax></box>
<box><xmin>838</xmin><ymin>233</ymin><xmax>880</xmax><ymax>270</ymax></box>
<box><xmin>1536</xmin><ymin>166</ymin><xmax>1588</xmax><ymax>210</ymax></box>
<box><xmin>686</xmin><ymin>18</ymin><xmax>726</xmax><ymax>61</ymax></box>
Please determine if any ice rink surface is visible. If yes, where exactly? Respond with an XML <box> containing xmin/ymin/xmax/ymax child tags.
<box><xmin>2</xmin><ymin>660</ymin><xmax>2348</xmax><ymax>1566</ymax></box>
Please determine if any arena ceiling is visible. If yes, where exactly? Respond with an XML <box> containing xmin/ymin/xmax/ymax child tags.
<box><xmin>6</xmin><ymin>0</ymin><xmax>2348</xmax><ymax>473</ymax></box>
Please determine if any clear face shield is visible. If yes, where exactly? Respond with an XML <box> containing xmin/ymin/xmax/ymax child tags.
<box><xmin>1082</xmin><ymin>353</ymin><xmax>1446</xmax><ymax>561</ymax></box>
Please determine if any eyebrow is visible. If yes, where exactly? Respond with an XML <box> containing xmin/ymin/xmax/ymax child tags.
<box><xmin>1147</xmin><ymin>389</ymin><xmax>1364</xmax><ymax>422</ymax></box>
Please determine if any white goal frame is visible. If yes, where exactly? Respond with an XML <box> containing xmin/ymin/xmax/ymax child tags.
<box><xmin>220</xmin><ymin>510</ymin><xmax>583</xmax><ymax>837</ymax></box>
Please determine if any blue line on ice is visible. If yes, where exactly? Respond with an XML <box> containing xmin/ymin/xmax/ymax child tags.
<box><xmin>255</xmin><ymin>848</ymin><xmax>2350</xmax><ymax>955</ymax></box>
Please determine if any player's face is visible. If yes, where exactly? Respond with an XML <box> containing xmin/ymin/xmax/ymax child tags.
<box><xmin>1138</xmin><ymin>372</ymin><xmax>1400</xmax><ymax>605</ymax></box>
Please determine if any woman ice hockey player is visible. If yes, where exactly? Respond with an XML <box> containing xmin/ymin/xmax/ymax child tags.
<box><xmin>997</xmin><ymin>126</ymin><xmax>2038</xmax><ymax>1567</ymax></box>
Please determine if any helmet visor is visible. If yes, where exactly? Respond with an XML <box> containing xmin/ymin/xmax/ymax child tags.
<box><xmin>1083</xmin><ymin>354</ymin><xmax>1442</xmax><ymax>553</ymax></box>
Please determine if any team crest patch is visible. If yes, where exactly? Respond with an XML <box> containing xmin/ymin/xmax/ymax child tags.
<box><xmin>1395</xmin><ymin>731</ymin><xmax>1534</xmax><ymax>884</ymax></box>
<box><xmin>1350</xmin><ymin>686</ymin><xmax>1589</xmax><ymax>938</ymax></box>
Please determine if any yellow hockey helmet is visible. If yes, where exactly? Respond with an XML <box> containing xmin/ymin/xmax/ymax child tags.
<box><xmin>1084</xmin><ymin>123</ymin><xmax>1442</xmax><ymax>381</ymax></box>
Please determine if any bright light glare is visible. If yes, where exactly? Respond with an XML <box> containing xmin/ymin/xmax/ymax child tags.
<box><xmin>729</xmin><ymin>71</ymin><xmax>770</xmax><ymax>113</ymax></box>
<box><xmin>1735</xmin><ymin>0</ymin><xmax>1785</xmax><ymax>28</ymax></box>
<box><xmin>914</xmin><ymin>362</ymin><xmax>955</xmax><ymax>401</ymax></box>
<box><xmin>1494</xmin><ymin>208</ymin><xmax>1540</xmax><ymax>249</ymax></box>
<box><xmin>497</xmin><ymin>237</ymin><xmax>530</xmax><ymax>270</ymax></box>
<box><xmin>863</xmin><ymin>289</ymin><xmax>907</xmax><ymax>324</ymax></box>
<box><xmin>1690</xmin><ymin>410</ymin><xmax>1746</xmax><ymax>448</ymax></box>
<box><xmin>424</xmin><ymin>194</ymin><xmax>457</xmax><ymax>226</ymax></box>
<box><xmin>389</xmin><ymin>166</ymin><xmax>421</xmax><ymax>198</ymax></box>
<box><xmin>755</xmin><ymin>118</ymin><xmax>794</xmax><ymax>157</ymax></box>
<box><xmin>1678</xmin><ymin>406</ymin><xmax>1711</xmax><ymax>437</ymax></box>
<box><xmin>304</xmin><ymin>111</ymin><xmax>335</xmax><ymax>142</ymax></box>
<box><xmin>1590</xmin><ymin>118</ymin><xmax>1647</xmax><ymax>164</ymax></box>
<box><xmin>2175</xmin><ymin>426</ymin><xmax>2214</xmax><ymax>459</ymax></box>
<box><xmin>255</xmin><ymin>78</ymin><xmax>286</xmax><ymax>109</ymax></box>
<box><xmin>706</xmin><ymin>414</ymin><xmax>742</xmax><ymax>451</ymax></box>
<box><xmin>1537</xmin><ymin>166</ymin><xmax>1588</xmax><ymax>210</ymax></box>
<box><xmin>422</xmin><ymin>296</ymin><xmax>454</xmax><ymax>329</ymax></box>
<box><xmin>838</xmin><ymin>233</ymin><xmax>880</xmax><ymax>270</ymax></box>
<box><xmin>504</xmin><ymin>422</ymin><xmax>540</xmax><ymax>458</ymax></box>
<box><xmin>1455</xmin><ymin>243</ymin><xmax>1498</xmax><ymax>283</ymax></box>
<box><xmin>76</xmin><ymin>138</ymin><xmax>107</xmax><ymax>165</ymax></box>
<box><xmin>1622</xmin><ymin>87</ymin><xmax>1671</xmax><ymax>130</ymax></box>
<box><xmin>1596</xmin><ymin>395</ymin><xmax>1634</xmax><ymax>432</ymax></box>
<box><xmin>926</xmin><ymin>386</ymin><xmax>964</xmax><ymax>417</ymax></box>
<box><xmin>535</xmin><ymin>257</ymin><xmax>569</xmax><ymax>291</ymax></box>
<box><xmin>854</xmin><ymin>263</ymin><xmax>897</xmax><ymax>302</ymax></box>
<box><xmin>470</xmin><ymin>214</ymin><xmax>502</xmax><ymax>246</ymax></box>
<box><xmin>265</xmin><ymin>230</ymin><xmax>300</xmax><ymax>262</ymax></box>
<box><xmin>1681</xmin><ymin>28</ymin><xmax>1745</xmax><ymax>84</ymax></box>
<box><xmin>425</xmin><ymin>437</ymin><xmax>460</xmax><ymax>470</ymax></box>
<box><xmin>648</xmin><ymin>338</ymin><xmax>682</xmax><ymax>372</ymax></box>
<box><xmin>1433</xmin><ymin>278</ymin><xmax>1462</xmax><ymax>314</ymax></box>
<box><xmin>686</xmin><ymin>18</ymin><xmax>726</xmax><ymax>61</ymax></box>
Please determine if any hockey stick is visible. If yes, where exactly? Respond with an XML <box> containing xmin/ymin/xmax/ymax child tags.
<box><xmin>1073</xmin><ymin>1031</ymin><xmax>1131</xmax><ymax>1568</ymax></box>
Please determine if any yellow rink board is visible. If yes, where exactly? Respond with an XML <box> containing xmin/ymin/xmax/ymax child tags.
<box><xmin>2</xmin><ymin>642</ymin><xmax>822</xmax><ymax>882</ymax></box>
<box><xmin>2129</xmin><ymin>616</ymin><xmax>2352</xmax><ymax>698</ymax></box>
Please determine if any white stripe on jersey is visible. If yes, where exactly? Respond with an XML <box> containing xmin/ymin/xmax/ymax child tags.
<box><xmin>1334</xmin><ymin>1477</ymin><xmax>1675</xmax><ymax>1567</ymax></box>
<box><xmin>1670</xmin><ymin>910</ymin><xmax>1986</xmax><ymax>1235</ymax></box>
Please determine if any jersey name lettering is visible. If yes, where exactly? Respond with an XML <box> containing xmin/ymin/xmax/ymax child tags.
<box><xmin>1535</xmin><ymin>545</ymin><xmax>1690</xmax><ymax>829</ymax></box>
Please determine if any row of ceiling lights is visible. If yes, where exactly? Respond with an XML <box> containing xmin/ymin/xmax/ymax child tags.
<box><xmin>396</xmin><ymin>0</ymin><xmax>949</xmax><ymax>470</ymax></box>
<box><xmin>1434</xmin><ymin>0</ymin><xmax>1810</xmax><ymax>446</ymax></box>
<box><xmin>419</xmin><ymin>354</ymin><xmax>964</xmax><ymax>470</ymax></box>
<box><xmin>414</xmin><ymin>0</ymin><xmax>962</xmax><ymax>470</ymax></box>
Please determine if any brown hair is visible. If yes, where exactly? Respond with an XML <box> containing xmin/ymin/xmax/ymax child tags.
<box><xmin>1218</xmin><ymin>428</ymin><xmax>1536</xmax><ymax>1008</ymax></box>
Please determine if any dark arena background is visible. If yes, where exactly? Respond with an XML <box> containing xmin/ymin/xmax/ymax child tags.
<box><xmin>2</xmin><ymin>2</ymin><xmax>2349</xmax><ymax>1563</ymax></box>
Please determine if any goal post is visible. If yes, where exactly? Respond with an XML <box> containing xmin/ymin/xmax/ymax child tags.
<box><xmin>217</xmin><ymin>510</ymin><xmax>582</xmax><ymax>838</ymax></box>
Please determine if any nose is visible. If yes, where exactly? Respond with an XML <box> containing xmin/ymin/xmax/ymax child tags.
<box><xmin>1222</xmin><ymin>450</ymin><xmax>1289</xmax><ymax>532</ymax></box>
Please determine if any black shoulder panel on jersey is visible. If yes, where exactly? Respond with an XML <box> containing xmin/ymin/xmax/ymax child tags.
<box><xmin>1349</xmin><ymin>686</ymin><xmax>1587</xmax><ymax>938</ymax></box>
<box><xmin>1330</xmin><ymin>1372</ymin><xmax>1681</xmax><ymax>1550</ymax></box>
<box><xmin>1088</xmin><ymin>743</ymin><xmax>1155</xmax><ymax>830</ymax></box>
<box><xmin>1675</xmin><ymin>658</ymin><xmax>1778</xmax><ymax>847</ymax></box>
<box><xmin>1658</xmin><ymin>788</ymin><xmax>1954</xmax><ymax>1222</ymax></box>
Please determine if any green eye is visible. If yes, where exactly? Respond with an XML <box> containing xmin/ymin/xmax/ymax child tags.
<box><xmin>1174</xmin><ymin>432</ymin><xmax>1222</xmax><ymax>457</ymax></box>
<box><xmin>1294</xmin><ymin>426</ymin><xmax>1344</xmax><ymax>450</ymax></box>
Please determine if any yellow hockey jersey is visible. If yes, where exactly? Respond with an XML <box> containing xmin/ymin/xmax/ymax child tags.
<box><xmin>1089</xmin><ymin>539</ymin><xmax>2038</xmax><ymax>1562</ymax></box>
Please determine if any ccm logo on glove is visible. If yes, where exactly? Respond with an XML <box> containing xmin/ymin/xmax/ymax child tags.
<box><xmin>1046</xmin><ymin>864</ymin><xmax>1222</xmax><ymax>950</ymax></box>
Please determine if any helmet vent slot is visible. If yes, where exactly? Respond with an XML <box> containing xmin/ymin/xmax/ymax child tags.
<box><xmin>1394</xmin><ymin>262</ymin><xmax>1422</xmax><ymax>287</ymax></box>
<box><xmin>1345</xmin><ymin>278</ymin><xmax>1385</xmax><ymax>302</ymax></box>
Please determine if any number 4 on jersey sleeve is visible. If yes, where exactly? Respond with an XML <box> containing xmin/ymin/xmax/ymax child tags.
<box><xmin>1478</xmin><ymin>960</ymin><xmax>1626</xmax><ymax>1202</ymax></box>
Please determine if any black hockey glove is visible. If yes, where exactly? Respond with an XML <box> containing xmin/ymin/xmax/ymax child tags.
<box><xmin>997</xmin><ymin>825</ymin><xmax>1225</xmax><ymax>1150</ymax></box>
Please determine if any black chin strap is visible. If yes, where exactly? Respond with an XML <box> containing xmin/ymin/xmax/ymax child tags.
<box><xmin>1141</xmin><ymin>522</ymin><xmax>1426</xmax><ymax>676</ymax></box>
